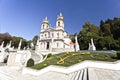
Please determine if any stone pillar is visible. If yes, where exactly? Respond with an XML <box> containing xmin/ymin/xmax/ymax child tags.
<box><xmin>35</xmin><ymin>38</ymin><xmax>40</xmax><ymax>51</ymax></box>
<box><xmin>50</xmin><ymin>38</ymin><xmax>54</xmax><ymax>52</ymax></box>
<box><xmin>7</xmin><ymin>52</ymin><xmax>16</xmax><ymax>66</ymax></box>
<box><xmin>0</xmin><ymin>41</ymin><xmax>4</xmax><ymax>51</ymax></box>
<box><xmin>0</xmin><ymin>41</ymin><xmax>4</xmax><ymax>48</ymax></box>
<box><xmin>88</xmin><ymin>38</ymin><xmax>96</xmax><ymax>50</ymax></box>
<box><xmin>91</xmin><ymin>38</ymin><xmax>96</xmax><ymax>50</ymax></box>
<box><xmin>18</xmin><ymin>39</ymin><xmax>22</xmax><ymax>50</ymax></box>
<box><xmin>75</xmin><ymin>34</ymin><xmax>80</xmax><ymax>52</ymax></box>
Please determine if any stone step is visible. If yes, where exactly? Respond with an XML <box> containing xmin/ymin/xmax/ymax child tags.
<box><xmin>70</xmin><ymin>71</ymin><xmax>78</xmax><ymax>80</ymax></box>
<box><xmin>82</xmin><ymin>68</ymin><xmax>87</xmax><ymax>80</ymax></box>
<box><xmin>74</xmin><ymin>70</ymin><xmax>81</xmax><ymax>80</ymax></box>
<box><xmin>30</xmin><ymin>51</ymin><xmax>41</xmax><ymax>64</ymax></box>
<box><xmin>78</xmin><ymin>69</ymin><xmax>84</xmax><ymax>80</ymax></box>
<box><xmin>68</xmin><ymin>69</ymin><xmax>86</xmax><ymax>80</ymax></box>
<box><xmin>68</xmin><ymin>72</ymin><xmax>75</xmax><ymax>80</ymax></box>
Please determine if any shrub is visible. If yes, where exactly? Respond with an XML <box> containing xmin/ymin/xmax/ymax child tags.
<box><xmin>117</xmin><ymin>51</ymin><xmax>120</xmax><ymax>59</ymax></box>
<box><xmin>27</xmin><ymin>58</ymin><xmax>34</xmax><ymax>67</ymax></box>
<box><xmin>47</xmin><ymin>53</ymin><xmax>52</xmax><ymax>58</ymax></box>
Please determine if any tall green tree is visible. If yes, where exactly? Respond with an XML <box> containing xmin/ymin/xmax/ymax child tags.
<box><xmin>78</xmin><ymin>21</ymin><xmax>100</xmax><ymax>50</ymax></box>
<box><xmin>32</xmin><ymin>35</ymin><xmax>39</xmax><ymax>46</ymax></box>
<box><xmin>12</xmin><ymin>36</ymin><xmax>27</xmax><ymax>49</ymax></box>
<box><xmin>101</xmin><ymin>23</ymin><xmax>111</xmax><ymax>36</ymax></box>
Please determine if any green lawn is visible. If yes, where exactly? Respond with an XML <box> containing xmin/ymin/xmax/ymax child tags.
<box><xmin>31</xmin><ymin>52</ymin><xmax>117</xmax><ymax>70</ymax></box>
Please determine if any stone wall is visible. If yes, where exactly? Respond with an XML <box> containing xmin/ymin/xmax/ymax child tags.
<box><xmin>52</xmin><ymin>48</ymin><xmax>74</xmax><ymax>52</ymax></box>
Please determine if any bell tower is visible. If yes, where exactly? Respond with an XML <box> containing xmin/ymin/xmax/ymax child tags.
<box><xmin>56</xmin><ymin>12</ymin><xmax>64</xmax><ymax>30</ymax></box>
<box><xmin>40</xmin><ymin>16</ymin><xmax>50</xmax><ymax>32</ymax></box>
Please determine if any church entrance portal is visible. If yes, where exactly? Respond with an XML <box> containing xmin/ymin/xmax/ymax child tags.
<box><xmin>46</xmin><ymin>42</ymin><xmax>49</xmax><ymax>50</ymax></box>
<box><xmin>4</xmin><ymin>55</ymin><xmax>9</xmax><ymax>63</ymax></box>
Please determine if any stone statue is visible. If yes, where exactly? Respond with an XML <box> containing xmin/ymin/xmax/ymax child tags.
<box><xmin>7</xmin><ymin>41</ymin><xmax>12</xmax><ymax>48</ymax></box>
<box><xmin>36</xmin><ymin>38</ymin><xmax>39</xmax><ymax>46</ymax></box>
<box><xmin>75</xmin><ymin>34</ymin><xmax>80</xmax><ymax>52</ymax></box>
<box><xmin>18</xmin><ymin>39</ymin><xmax>22</xmax><ymax>50</ymax></box>
<box><xmin>50</xmin><ymin>38</ymin><xmax>54</xmax><ymax>52</ymax></box>
<box><xmin>0</xmin><ymin>41</ymin><xmax>4</xmax><ymax>51</ymax></box>
<box><xmin>0</xmin><ymin>41</ymin><xmax>4</xmax><ymax>48</ymax></box>
<box><xmin>88</xmin><ymin>38</ymin><xmax>96</xmax><ymax>50</ymax></box>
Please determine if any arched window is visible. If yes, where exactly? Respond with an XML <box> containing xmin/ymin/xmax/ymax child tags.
<box><xmin>41</xmin><ymin>35</ymin><xmax>43</xmax><ymax>37</ymax></box>
<box><xmin>57</xmin><ymin>33</ymin><xmax>59</xmax><ymax>38</ymax></box>
<box><xmin>45</xmin><ymin>34</ymin><xmax>47</xmax><ymax>37</ymax></box>
<box><xmin>43</xmin><ymin>25</ymin><xmax>44</xmax><ymax>29</ymax></box>
<box><xmin>52</xmin><ymin>33</ymin><xmax>54</xmax><ymax>37</ymax></box>
<box><xmin>58</xmin><ymin>22</ymin><xmax>60</xmax><ymax>26</ymax></box>
<box><xmin>48</xmin><ymin>32</ymin><xmax>50</xmax><ymax>38</ymax></box>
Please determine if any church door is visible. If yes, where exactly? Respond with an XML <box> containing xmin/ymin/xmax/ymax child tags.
<box><xmin>46</xmin><ymin>42</ymin><xmax>49</xmax><ymax>50</ymax></box>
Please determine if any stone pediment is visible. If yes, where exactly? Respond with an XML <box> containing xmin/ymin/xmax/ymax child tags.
<box><xmin>43</xmin><ymin>28</ymin><xmax>55</xmax><ymax>32</ymax></box>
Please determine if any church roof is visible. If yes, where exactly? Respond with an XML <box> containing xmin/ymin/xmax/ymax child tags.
<box><xmin>41</xmin><ymin>27</ymin><xmax>65</xmax><ymax>33</ymax></box>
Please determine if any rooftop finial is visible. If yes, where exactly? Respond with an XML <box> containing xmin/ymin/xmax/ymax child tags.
<box><xmin>45</xmin><ymin>16</ymin><xmax>48</xmax><ymax>20</ymax></box>
<box><xmin>59</xmin><ymin>12</ymin><xmax>62</xmax><ymax>16</ymax></box>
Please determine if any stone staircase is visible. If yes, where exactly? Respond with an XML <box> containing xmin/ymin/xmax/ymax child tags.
<box><xmin>68</xmin><ymin>68</ymin><xmax>88</xmax><ymax>80</ymax></box>
<box><xmin>68</xmin><ymin>68</ymin><xmax>120</xmax><ymax>80</ymax></box>
<box><xmin>30</xmin><ymin>50</ymin><xmax>41</xmax><ymax>64</ymax></box>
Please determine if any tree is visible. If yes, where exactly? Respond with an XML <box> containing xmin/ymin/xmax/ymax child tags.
<box><xmin>101</xmin><ymin>23</ymin><xmax>111</xmax><ymax>36</ymax></box>
<box><xmin>12</xmin><ymin>36</ymin><xmax>27</xmax><ymax>49</ymax></box>
<box><xmin>96</xmin><ymin>37</ymin><xmax>106</xmax><ymax>50</ymax></box>
<box><xmin>78</xmin><ymin>21</ymin><xmax>100</xmax><ymax>50</ymax></box>
<box><xmin>0</xmin><ymin>33</ymin><xmax>12</xmax><ymax>47</ymax></box>
<box><xmin>32</xmin><ymin>35</ymin><xmax>39</xmax><ymax>46</ymax></box>
<box><xmin>112</xmin><ymin>18</ymin><xmax>120</xmax><ymax>39</ymax></box>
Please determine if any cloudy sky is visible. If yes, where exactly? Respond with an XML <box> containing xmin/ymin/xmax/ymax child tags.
<box><xmin>0</xmin><ymin>0</ymin><xmax>120</xmax><ymax>40</ymax></box>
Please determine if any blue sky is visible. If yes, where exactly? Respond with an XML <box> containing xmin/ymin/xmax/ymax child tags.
<box><xmin>0</xmin><ymin>0</ymin><xmax>120</xmax><ymax>40</ymax></box>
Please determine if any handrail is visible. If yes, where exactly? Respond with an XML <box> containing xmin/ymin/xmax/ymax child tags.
<box><xmin>22</xmin><ymin>60</ymin><xmax>120</xmax><ymax>76</ymax></box>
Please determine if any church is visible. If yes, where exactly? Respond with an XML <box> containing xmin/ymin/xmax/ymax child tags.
<box><xmin>37</xmin><ymin>13</ymin><xmax>75</xmax><ymax>52</ymax></box>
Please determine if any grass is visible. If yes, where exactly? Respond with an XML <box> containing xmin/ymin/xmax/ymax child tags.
<box><xmin>31</xmin><ymin>52</ymin><xmax>117</xmax><ymax>70</ymax></box>
<box><xmin>117</xmin><ymin>50</ymin><xmax>120</xmax><ymax>53</ymax></box>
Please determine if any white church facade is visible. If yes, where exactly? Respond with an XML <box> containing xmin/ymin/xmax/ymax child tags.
<box><xmin>36</xmin><ymin>13</ymin><xmax>75</xmax><ymax>52</ymax></box>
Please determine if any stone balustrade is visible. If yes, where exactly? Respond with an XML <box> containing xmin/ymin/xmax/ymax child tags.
<box><xmin>22</xmin><ymin>60</ymin><xmax>120</xmax><ymax>76</ymax></box>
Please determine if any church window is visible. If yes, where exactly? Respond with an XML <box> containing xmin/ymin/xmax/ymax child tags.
<box><xmin>58</xmin><ymin>22</ymin><xmax>60</xmax><ymax>26</ymax></box>
<box><xmin>52</xmin><ymin>33</ymin><xmax>54</xmax><ymax>37</ymax></box>
<box><xmin>48</xmin><ymin>32</ymin><xmax>50</xmax><ymax>38</ymax></box>
<box><xmin>44</xmin><ymin>42</ymin><xmax>45</xmax><ymax>47</ymax></box>
<box><xmin>41</xmin><ymin>35</ymin><xmax>43</xmax><ymax>37</ymax></box>
<box><xmin>57</xmin><ymin>42</ymin><xmax>59</xmax><ymax>47</ymax></box>
<box><xmin>57</xmin><ymin>33</ymin><xmax>59</xmax><ymax>38</ymax></box>
<box><xmin>43</xmin><ymin>25</ymin><xmax>44</xmax><ymax>29</ymax></box>
<box><xmin>45</xmin><ymin>34</ymin><xmax>47</xmax><ymax>37</ymax></box>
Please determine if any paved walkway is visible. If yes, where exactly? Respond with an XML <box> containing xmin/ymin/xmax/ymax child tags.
<box><xmin>0</xmin><ymin>62</ymin><xmax>6</xmax><ymax>66</ymax></box>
